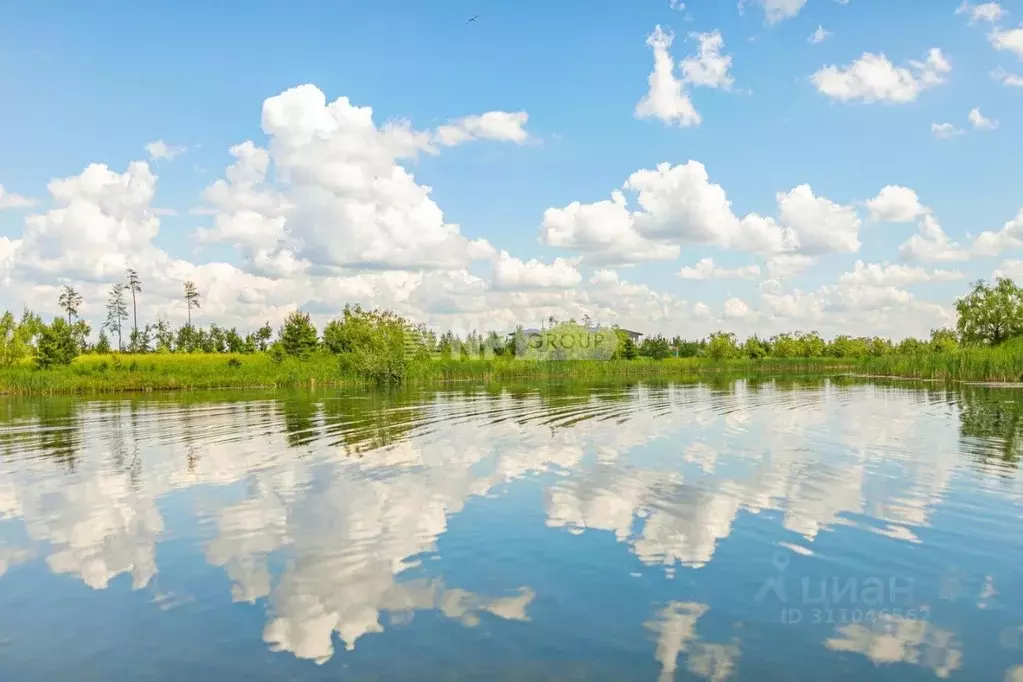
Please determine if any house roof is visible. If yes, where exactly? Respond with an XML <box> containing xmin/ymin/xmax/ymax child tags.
<box><xmin>505</xmin><ymin>325</ymin><xmax>643</xmax><ymax>336</ymax></box>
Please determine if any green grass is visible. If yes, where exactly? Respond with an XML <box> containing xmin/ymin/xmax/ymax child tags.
<box><xmin>0</xmin><ymin>352</ymin><xmax>354</xmax><ymax>395</ymax></box>
<box><xmin>0</xmin><ymin>353</ymin><xmax>855</xmax><ymax>396</ymax></box>
<box><xmin>5</xmin><ymin>348</ymin><xmax>1023</xmax><ymax>396</ymax></box>
<box><xmin>404</xmin><ymin>356</ymin><xmax>854</xmax><ymax>383</ymax></box>
<box><xmin>858</xmin><ymin>345</ymin><xmax>1023</xmax><ymax>382</ymax></box>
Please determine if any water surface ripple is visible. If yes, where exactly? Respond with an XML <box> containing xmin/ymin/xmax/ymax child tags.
<box><xmin>1</xmin><ymin>378</ymin><xmax>1023</xmax><ymax>681</ymax></box>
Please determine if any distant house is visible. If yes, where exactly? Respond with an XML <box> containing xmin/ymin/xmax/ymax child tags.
<box><xmin>617</xmin><ymin>329</ymin><xmax>643</xmax><ymax>343</ymax></box>
<box><xmin>506</xmin><ymin>326</ymin><xmax>642</xmax><ymax>342</ymax></box>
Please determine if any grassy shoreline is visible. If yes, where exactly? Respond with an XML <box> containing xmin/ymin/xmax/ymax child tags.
<box><xmin>858</xmin><ymin>346</ymin><xmax>1023</xmax><ymax>382</ymax></box>
<box><xmin>2</xmin><ymin>346</ymin><xmax>1023</xmax><ymax>396</ymax></box>
<box><xmin>0</xmin><ymin>354</ymin><xmax>854</xmax><ymax>396</ymax></box>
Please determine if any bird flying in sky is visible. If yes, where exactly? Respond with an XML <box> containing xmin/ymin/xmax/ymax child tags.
<box><xmin>466</xmin><ymin>14</ymin><xmax>479</xmax><ymax>26</ymax></box>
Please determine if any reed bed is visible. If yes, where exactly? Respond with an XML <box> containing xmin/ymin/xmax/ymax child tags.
<box><xmin>6</xmin><ymin>349</ymin><xmax>1023</xmax><ymax>396</ymax></box>
<box><xmin>406</xmin><ymin>357</ymin><xmax>854</xmax><ymax>383</ymax></box>
<box><xmin>1</xmin><ymin>353</ymin><xmax>854</xmax><ymax>395</ymax></box>
<box><xmin>0</xmin><ymin>353</ymin><xmax>356</xmax><ymax>395</ymax></box>
<box><xmin>858</xmin><ymin>347</ymin><xmax>1023</xmax><ymax>382</ymax></box>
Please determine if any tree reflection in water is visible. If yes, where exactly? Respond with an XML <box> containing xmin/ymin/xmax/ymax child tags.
<box><xmin>956</xmin><ymin>384</ymin><xmax>1023</xmax><ymax>466</ymax></box>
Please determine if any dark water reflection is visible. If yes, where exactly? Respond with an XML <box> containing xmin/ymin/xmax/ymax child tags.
<box><xmin>1</xmin><ymin>379</ymin><xmax>1023</xmax><ymax>681</ymax></box>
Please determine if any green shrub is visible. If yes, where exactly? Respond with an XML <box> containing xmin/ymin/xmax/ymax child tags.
<box><xmin>279</xmin><ymin>311</ymin><xmax>318</xmax><ymax>358</ymax></box>
<box><xmin>95</xmin><ymin>330</ymin><xmax>112</xmax><ymax>354</ymax></box>
<box><xmin>706</xmin><ymin>332</ymin><xmax>739</xmax><ymax>360</ymax></box>
<box><xmin>35</xmin><ymin>318</ymin><xmax>80</xmax><ymax>369</ymax></box>
<box><xmin>323</xmin><ymin>305</ymin><xmax>417</xmax><ymax>383</ymax></box>
<box><xmin>0</xmin><ymin>311</ymin><xmax>31</xmax><ymax>369</ymax></box>
<box><xmin>639</xmin><ymin>335</ymin><xmax>672</xmax><ymax>360</ymax></box>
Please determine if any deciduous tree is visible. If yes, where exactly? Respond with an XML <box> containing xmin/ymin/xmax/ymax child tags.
<box><xmin>153</xmin><ymin>319</ymin><xmax>174</xmax><ymax>352</ymax></box>
<box><xmin>706</xmin><ymin>331</ymin><xmax>739</xmax><ymax>360</ymax></box>
<box><xmin>323</xmin><ymin>305</ymin><xmax>414</xmax><ymax>382</ymax></box>
<box><xmin>639</xmin><ymin>335</ymin><xmax>671</xmax><ymax>360</ymax></box>
<box><xmin>929</xmin><ymin>328</ymin><xmax>959</xmax><ymax>353</ymax></box>
<box><xmin>0</xmin><ymin>311</ymin><xmax>30</xmax><ymax>368</ymax></box>
<box><xmin>955</xmin><ymin>278</ymin><xmax>1023</xmax><ymax>346</ymax></box>
<box><xmin>36</xmin><ymin>318</ymin><xmax>80</xmax><ymax>369</ymax></box>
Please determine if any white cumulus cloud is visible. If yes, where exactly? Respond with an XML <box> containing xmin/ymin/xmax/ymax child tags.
<box><xmin>956</xmin><ymin>2</ymin><xmax>1007</xmax><ymax>23</ymax></box>
<box><xmin>971</xmin><ymin>209</ymin><xmax>1023</xmax><ymax>256</ymax></box>
<box><xmin>989</xmin><ymin>26</ymin><xmax>1023</xmax><ymax>60</ymax></box>
<box><xmin>145</xmin><ymin>140</ymin><xmax>187</xmax><ymax>161</ymax></box>
<box><xmin>867</xmin><ymin>185</ymin><xmax>929</xmax><ymax>223</ymax></box>
<box><xmin>993</xmin><ymin>259</ymin><xmax>1023</xmax><ymax>280</ymax></box>
<box><xmin>723</xmin><ymin>297</ymin><xmax>752</xmax><ymax>319</ymax></box>
<box><xmin>491</xmin><ymin>251</ymin><xmax>582</xmax><ymax>289</ymax></box>
<box><xmin>542</xmin><ymin>161</ymin><xmax>860</xmax><ymax>265</ymax></box>
<box><xmin>899</xmin><ymin>215</ymin><xmax>970</xmax><ymax>262</ymax></box>
<box><xmin>0</xmin><ymin>185</ymin><xmax>37</xmax><ymax>209</ymax></box>
<box><xmin>992</xmin><ymin>67</ymin><xmax>1023</xmax><ymax>86</ymax></box>
<box><xmin>636</xmin><ymin>27</ymin><xmax>737</xmax><ymax>127</ymax></box>
<box><xmin>14</xmin><ymin>161</ymin><xmax>160</xmax><ymax>282</ymax></box>
<box><xmin>809</xmin><ymin>26</ymin><xmax>831</xmax><ymax>44</ymax></box>
<box><xmin>741</xmin><ymin>0</ymin><xmax>809</xmax><ymax>24</ymax></box>
<box><xmin>434</xmin><ymin>111</ymin><xmax>531</xmax><ymax>146</ymax></box>
<box><xmin>678</xmin><ymin>258</ymin><xmax>760</xmax><ymax>280</ymax></box>
<box><xmin>931</xmin><ymin>122</ymin><xmax>965</xmax><ymax>139</ymax></box>
<box><xmin>199</xmin><ymin>84</ymin><xmax>499</xmax><ymax>272</ymax></box>
<box><xmin>680</xmin><ymin>31</ymin><xmax>735</xmax><ymax>90</ymax></box>
<box><xmin>812</xmin><ymin>48</ymin><xmax>951</xmax><ymax>103</ymax></box>
<box><xmin>776</xmin><ymin>184</ymin><xmax>862</xmax><ymax>255</ymax></box>
<box><xmin>0</xmin><ymin>76</ymin><xmax>985</xmax><ymax>344</ymax></box>
<box><xmin>540</xmin><ymin>190</ymin><xmax>681</xmax><ymax>265</ymax></box>
<box><xmin>838</xmin><ymin>261</ymin><xmax>963</xmax><ymax>287</ymax></box>
<box><xmin>589</xmin><ymin>269</ymin><xmax>620</xmax><ymax>286</ymax></box>
<box><xmin>636</xmin><ymin>26</ymin><xmax>700</xmax><ymax>127</ymax></box>
<box><xmin>968</xmin><ymin>107</ymin><xmax>998</xmax><ymax>129</ymax></box>
<box><xmin>765</xmin><ymin>254</ymin><xmax>816</xmax><ymax>279</ymax></box>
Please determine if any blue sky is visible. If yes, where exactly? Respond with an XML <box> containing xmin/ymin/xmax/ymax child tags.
<box><xmin>1</xmin><ymin>0</ymin><xmax>1021</xmax><ymax>339</ymax></box>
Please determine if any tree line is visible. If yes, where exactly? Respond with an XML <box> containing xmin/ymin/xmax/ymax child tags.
<box><xmin>1</xmin><ymin>274</ymin><xmax>1021</xmax><ymax>372</ymax></box>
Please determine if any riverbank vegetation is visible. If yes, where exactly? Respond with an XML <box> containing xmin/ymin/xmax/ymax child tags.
<box><xmin>2</xmin><ymin>275</ymin><xmax>1023</xmax><ymax>394</ymax></box>
<box><xmin>1</xmin><ymin>353</ymin><xmax>860</xmax><ymax>395</ymax></box>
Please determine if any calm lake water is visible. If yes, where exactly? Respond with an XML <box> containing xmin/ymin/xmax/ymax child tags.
<box><xmin>1</xmin><ymin>378</ymin><xmax>1022</xmax><ymax>681</ymax></box>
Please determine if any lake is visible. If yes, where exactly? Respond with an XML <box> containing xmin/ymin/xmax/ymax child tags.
<box><xmin>1</xmin><ymin>378</ymin><xmax>1022</xmax><ymax>681</ymax></box>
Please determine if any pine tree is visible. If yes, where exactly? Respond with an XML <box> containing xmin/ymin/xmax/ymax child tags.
<box><xmin>279</xmin><ymin>311</ymin><xmax>318</xmax><ymax>358</ymax></box>
<box><xmin>95</xmin><ymin>329</ymin><xmax>112</xmax><ymax>354</ymax></box>
<box><xmin>104</xmin><ymin>282</ymin><xmax>128</xmax><ymax>351</ymax></box>
<box><xmin>58</xmin><ymin>285</ymin><xmax>83</xmax><ymax>324</ymax></box>
<box><xmin>184</xmin><ymin>280</ymin><xmax>201</xmax><ymax>326</ymax></box>
<box><xmin>126</xmin><ymin>269</ymin><xmax>143</xmax><ymax>348</ymax></box>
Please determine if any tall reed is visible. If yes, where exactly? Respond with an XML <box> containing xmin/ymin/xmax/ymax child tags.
<box><xmin>1</xmin><ymin>353</ymin><xmax>855</xmax><ymax>395</ymax></box>
<box><xmin>857</xmin><ymin>347</ymin><xmax>1023</xmax><ymax>382</ymax></box>
<box><xmin>6</xmin><ymin>349</ymin><xmax>1023</xmax><ymax>396</ymax></box>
